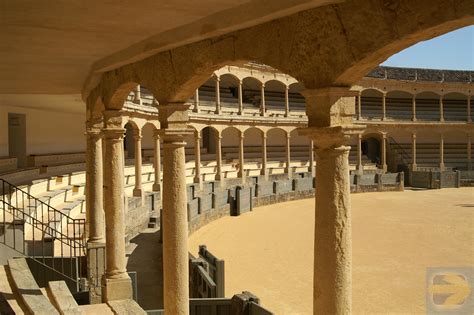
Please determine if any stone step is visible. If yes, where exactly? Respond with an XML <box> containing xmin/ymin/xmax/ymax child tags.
<box><xmin>47</xmin><ymin>281</ymin><xmax>82</xmax><ymax>315</ymax></box>
<box><xmin>7</xmin><ymin>258</ymin><xmax>59</xmax><ymax>314</ymax></box>
<box><xmin>79</xmin><ymin>303</ymin><xmax>114</xmax><ymax>315</ymax></box>
<box><xmin>0</xmin><ymin>265</ymin><xmax>26</xmax><ymax>314</ymax></box>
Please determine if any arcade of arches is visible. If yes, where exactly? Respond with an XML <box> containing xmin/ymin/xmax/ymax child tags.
<box><xmin>1</xmin><ymin>1</ymin><xmax>474</xmax><ymax>314</ymax></box>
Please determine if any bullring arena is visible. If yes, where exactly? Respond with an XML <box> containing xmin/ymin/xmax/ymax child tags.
<box><xmin>0</xmin><ymin>2</ymin><xmax>473</xmax><ymax>314</ymax></box>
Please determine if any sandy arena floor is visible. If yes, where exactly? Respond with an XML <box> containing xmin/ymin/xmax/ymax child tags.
<box><xmin>188</xmin><ymin>188</ymin><xmax>474</xmax><ymax>314</ymax></box>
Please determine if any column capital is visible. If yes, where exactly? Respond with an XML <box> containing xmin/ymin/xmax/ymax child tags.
<box><xmin>214</xmin><ymin>133</ymin><xmax>222</xmax><ymax>140</ymax></box>
<box><xmin>159</xmin><ymin>128</ymin><xmax>193</xmax><ymax>144</ymax></box>
<box><xmin>299</xmin><ymin>125</ymin><xmax>365</xmax><ymax>149</ymax></box>
<box><xmin>262</xmin><ymin>133</ymin><xmax>267</xmax><ymax>139</ymax></box>
<box><xmin>85</xmin><ymin>128</ymin><xmax>102</xmax><ymax>139</ymax></box>
<box><xmin>302</xmin><ymin>86</ymin><xmax>358</xmax><ymax>128</ymax></box>
<box><xmin>239</xmin><ymin>132</ymin><xmax>245</xmax><ymax>140</ymax></box>
<box><xmin>102</xmin><ymin>127</ymin><xmax>125</xmax><ymax>141</ymax></box>
<box><xmin>153</xmin><ymin>129</ymin><xmax>161</xmax><ymax>140</ymax></box>
<box><xmin>158</xmin><ymin>102</ymin><xmax>191</xmax><ymax>130</ymax></box>
<box><xmin>133</xmin><ymin>129</ymin><xmax>142</xmax><ymax>140</ymax></box>
<box><xmin>214</xmin><ymin>74</ymin><xmax>220</xmax><ymax>82</ymax></box>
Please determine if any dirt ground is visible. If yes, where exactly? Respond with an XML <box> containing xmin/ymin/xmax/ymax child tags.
<box><xmin>188</xmin><ymin>188</ymin><xmax>474</xmax><ymax>314</ymax></box>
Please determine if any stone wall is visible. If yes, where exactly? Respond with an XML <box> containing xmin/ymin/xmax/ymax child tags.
<box><xmin>125</xmin><ymin>192</ymin><xmax>160</xmax><ymax>242</ymax></box>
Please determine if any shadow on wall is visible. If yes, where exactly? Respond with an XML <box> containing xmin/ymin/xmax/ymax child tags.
<box><xmin>126</xmin><ymin>229</ymin><xmax>163</xmax><ymax>310</ymax></box>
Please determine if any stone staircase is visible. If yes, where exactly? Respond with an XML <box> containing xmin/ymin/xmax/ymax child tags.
<box><xmin>0</xmin><ymin>258</ymin><xmax>144</xmax><ymax>314</ymax></box>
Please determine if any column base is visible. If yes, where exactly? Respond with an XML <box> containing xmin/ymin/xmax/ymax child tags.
<box><xmin>439</xmin><ymin>163</ymin><xmax>445</xmax><ymax>171</ymax></box>
<box><xmin>102</xmin><ymin>276</ymin><xmax>133</xmax><ymax>302</ymax></box>
<box><xmin>411</xmin><ymin>164</ymin><xmax>417</xmax><ymax>172</ymax></box>
<box><xmin>87</xmin><ymin>241</ymin><xmax>106</xmax><ymax>304</ymax></box>
<box><xmin>152</xmin><ymin>183</ymin><xmax>161</xmax><ymax>192</ymax></box>
<box><xmin>133</xmin><ymin>188</ymin><xmax>143</xmax><ymax>197</ymax></box>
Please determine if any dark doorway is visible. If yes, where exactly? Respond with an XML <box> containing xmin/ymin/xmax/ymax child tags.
<box><xmin>362</xmin><ymin>137</ymin><xmax>381</xmax><ymax>165</ymax></box>
<box><xmin>8</xmin><ymin>113</ymin><xmax>27</xmax><ymax>167</ymax></box>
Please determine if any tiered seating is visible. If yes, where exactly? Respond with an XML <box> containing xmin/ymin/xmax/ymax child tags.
<box><xmin>348</xmin><ymin>147</ymin><xmax>377</xmax><ymax>170</ymax></box>
<box><xmin>444</xmin><ymin>143</ymin><xmax>470</xmax><ymax>170</ymax></box>
<box><xmin>0</xmin><ymin>258</ymin><xmax>141</xmax><ymax>314</ymax></box>
<box><xmin>360</xmin><ymin>96</ymin><xmax>383</xmax><ymax>119</ymax></box>
<box><xmin>386</xmin><ymin>97</ymin><xmax>412</xmax><ymax>120</ymax></box>
<box><xmin>395</xmin><ymin>143</ymin><xmax>440</xmax><ymax>168</ymax></box>
<box><xmin>415</xmin><ymin>98</ymin><xmax>441</xmax><ymax>121</ymax></box>
<box><xmin>443</xmin><ymin>99</ymin><xmax>468</xmax><ymax>121</ymax></box>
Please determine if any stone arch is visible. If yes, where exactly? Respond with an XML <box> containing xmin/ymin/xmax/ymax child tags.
<box><xmin>267</xmin><ymin>127</ymin><xmax>287</xmax><ymax>172</ymax></box>
<box><xmin>290</xmin><ymin>128</ymin><xmax>311</xmax><ymax>165</ymax></box>
<box><xmin>85</xmin><ymin>0</ymin><xmax>473</xmax><ymax>112</ymax></box>
<box><xmin>219</xmin><ymin>73</ymin><xmax>240</xmax><ymax>109</ymax></box>
<box><xmin>243</xmin><ymin>127</ymin><xmax>264</xmax><ymax>174</ymax></box>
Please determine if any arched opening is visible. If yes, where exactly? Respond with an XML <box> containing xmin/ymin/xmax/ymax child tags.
<box><xmin>290</xmin><ymin>129</ymin><xmax>311</xmax><ymax>175</ymax></box>
<box><xmin>219</xmin><ymin>74</ymin><xmax>240</xmax><ymax>113</ymax></box>
<box><xmin>221</xmin><ymin>127</ymin><xmax>241</xmax><ymax>178</ymax></box>
<box><xmin>288</xmin><ymin>82</ymin><xmax>305</xmax><ymax>116</ymax></box>
<box><xmin>360</xmin><ymin>89</ymin><xmax>383</xmax><ymax>119</ymax></box>
<box><xmin>243</xmin><ymin>127</ymin><xmax>264</xmax><ymax>176</ymax></box>
<box><xmin>415</xmin><ymin>92</ymin><xmax>441</xmax><ymax>121</ymax></box>
<box><xmin>198</xmin><ymin>77</ymin><xmax>218</xmax><ymax>113</ymax></box>
<box><xmin>443</xmin><ymin>92</ymin><xmax>468</xmax><ymax>122</ymax></box>
<box><xmin>386</xmin><ymin>90</ymin><xmax>413</xmax><ymax>120</ymax></box>
<box><xmin>264</xmin><ymin>80</ymin><xmax>286</xmax><ymax>115</ymax></box>
<box><xmin>266</xmin><ymin>128</ymin><xmax>286</xmax><ymax>175</ymax></box>
<box><xmin>124</xmin><ymin>122</ymin><xmax>137</xmax><ymax>160</ymax></box>
<box><xmin>200</xmin><ymin>126</ymin><xmax>220</xmax><ymax>181</ymax></box>
<box><xmin>362</xmin><ymin>135</ymin><xmax>381</xmax><ymax>167</ymax></box>
<box><xmin>242</xmin><ymin>77</ymin><xmax>263</xmax><ymax>115</ymax></box>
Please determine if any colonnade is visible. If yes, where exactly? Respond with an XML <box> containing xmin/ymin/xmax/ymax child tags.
<box><xmin>355</xmin><ymin>131</ymin><xmax>473</xmax><ymax>172</ymax></box>
<box><xmin>85</xmin><ymin>86</ymin><xmax>359</xmax><ymax>314</ymax></box>
<box><xmin>193</xmin><ymin>74</ymin><xmax>292</xmax><ymax>117</ymax></box>
<box><xmin>356</xmin><ymin>91</ymin><xmax>472</xmax><ymax>122</ymax></box>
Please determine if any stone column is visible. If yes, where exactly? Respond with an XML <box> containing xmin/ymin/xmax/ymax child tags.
<box><xmin>133</xmin><ymin>129</ymin><xmax>143</xmax><ymax>197</ymax></box>
<box><xmin>261</xmin><ymin>132</ymin><xmax>268</xmax><ymax>178</ymax></box>
<box><xmin>467</xmin><ymin>96</ymin><xmax>471</xmax><ymax>122</ymax></box>
<box><xmin>238</xmin><ymin>131</ymin><xmax>245</xmax><ymax>183</ymax></box>
<box><xmin>357</xmin><ymin>91</ymin><xmax>362</xmax><ymax>120</ymax></box>
<box><xmin>439</xmin><ymin>133</ymin><xmax>445</xmax><ymax>171</ymax></box>
<box><xmin>238</xmin><ymin>80</ymin><xmax>243</xmax><ymax>115</ymax></box>
<box><xmin>299</xmin><ymin>87</ymin><xmax>364</xmax><ymax>315</ymax></box>
<box><xmin>152</xmin><ymin>131</ymin><xmax>162</xmax><ymax>192</ymax></box>
<box><xmin>215</xmin><ymin>75</ymin><xmax>221</xmax><ymax>114</ymax></box>
<box><xmin>215</xmin><ymin>133</ymin><xmax>223</xmax><ymax>183</ymax></box>
<box><xmin>193</xmin><ymin>89</ymin><xmax>200</xmax><ymax>113</ymax></box>
<box><xmin>356</xmin><ymin>134</ymin><xmax>363</xmax><ymax>173</ymax></box>
<box><xmin>158</xmin><ymin>103</ymin><xmax>191</xmax><ymax>315</ymax></box>
<box><xmin>412</xmin><ymin>95</ymin><xmax>417</xmax><ymax>121</ymax></box>
<box><xmin>85</xmin><ymin>125</ymin><xmax>106</xmax><ymax>303</ymax></box>
<box><xmin>102</xmin><ymin>114</ymin><xmax>132</xmax><ymax>302</ymax></box>
<box><xmin>133</xmin><ymin>85</ymin><xmax>141</xmax><ymax>105</ymax></box>
<box><xmin>411</xmin><ymin>133</ymin><xmax>417</xmax><ymax>171</ymax></box>
<box><xmin>309</xmin><ymin>139</ymin><xmax>315</xmax><ymax>176</ymax></box>
<box><xmin>382</xmin><ymin>92</ymin><xmax>386</xmax><ymax>121</ymax></box>
<box><xmin>439</xmin><ymin>96</ymin><xmax>445</xmax><ymax>122</ymax></box>
<box><xmin>86</xmin><ymin>127</ymin><xmax>105</xmax><ymax>243</ymax></box>
<box><xmin>285</xmin><ymin>85</ymin><xmax>290</xmax><ymax>117</ymax></box>
<box><xmin>260</xmin><ymin>83</ymin><xmax>266</xmax><ymax>117</ymax></box>
<box><xmin>468</xmin><ymin>134</ymin><xmax>472</xmax><ymax>170</ymax></box>
<box><xmin>285</xmin><ymin>132</ymin><xmax>292</xmax><ymax>179</ymax></box>
<box><xmin>194</xmin><ymin>130</ymin><xmax>202</xmax><ymax>185</ymax></box>
<box><xmin>381</xmin><ymin>133</ymin><xmax>387</xmax><ymax>173</ymax></box>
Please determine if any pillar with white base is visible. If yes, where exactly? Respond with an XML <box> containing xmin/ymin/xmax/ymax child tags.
<box><xmin>152</xmin><ymin>130</ymin><xmax>162</xmax><ymax>192</ymax></box>
<box><xmin>102</xmin><ymin>110</ymin><xmax>132</xmax><ymax>302</ymax></box>
<box><xmin>133</xmin><ymin>129</ymin><xmax>143</xmax><ymax>198</ymax></box>
<box><xmin>158</xmin><ymin>103</ymin><xmax>191</xmax><ymax>315</ymax></box>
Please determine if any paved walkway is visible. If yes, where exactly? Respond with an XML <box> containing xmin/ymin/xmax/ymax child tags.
<box><xmin>188</xmin><ymin>188</ymin><xmax>474</xmax><ymax>314</ymax></box>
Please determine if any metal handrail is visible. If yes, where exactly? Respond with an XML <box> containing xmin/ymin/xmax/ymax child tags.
<box><xmin>0</xmin><ymin>178</ymin><xmax>86</xmax><ymax>288</ymax></box>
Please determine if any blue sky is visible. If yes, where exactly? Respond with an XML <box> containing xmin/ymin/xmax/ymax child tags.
<box><xmin>382</xmin><ymin>25</ymin><xmax>474</xmax><ymax>70</ymax></box>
